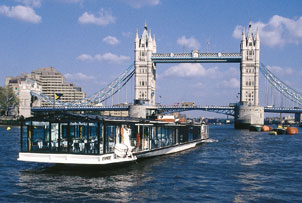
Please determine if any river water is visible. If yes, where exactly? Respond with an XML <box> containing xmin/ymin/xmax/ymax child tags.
<box><xmin>0</xmin><ymin>125</ymin><xmax>301</xmax><ymax>202</ymax></box>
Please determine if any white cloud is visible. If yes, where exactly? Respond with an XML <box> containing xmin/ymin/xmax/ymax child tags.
<box><xmin>232</xmin><ymin>25</ymin><xmax>243</xmax><ymax>39</ymax></box>
<box><xmin>193</xmin><ymin>82</ymin><xmax>205</xmax><ymax>89</ymax></box>
<box><xmin>267</xmin><ymin>65</ymin><xmax>294</xmax><ymax>75</ymax></box>
<box><xmin>0</xmin><ymin>5</ymin><xmax>41</xmax><ymax>23</ymax></box>
<box><xmin>64</xmin><ymin>72</ymin><xmax>95</xmax><ymax>81</ymax></box>
<box><xmin>77</xmin><ymin>52</ymin><xmax>130</xmax><ymax>64</ymax></box>
<box><xmin>122</xmin><ymin>32</ymin><xmax>131</xmax><ymax>38</ymax></box>
<box><xmin>15</xmin><ymin>0</ymin><xmax>41</xmax><ymax>8</ymax></box>
<box><xmin>95</xmin><ymin>53</ymin><xmax>130</xmax><ymax>63</ymax></box>
<box><xmin>225</xmin><ymin>67</ymin><xmax>239</xmax><ymax>77</ymax></box>
<box><xmin>124</xmin><ymin>0</ymin><xmax>160</xmax><ymax>8</ymax></box>
<box><xmin>233</xmin><ymin>15</ymin><xmax>302</xmax><ymax>46</ymax></box>
<box><xmin>58</xmin><ymin>0</ymin><xmax>82</xmax><ymax>3</ymax></box>
<box><xmin>221</xmin><ymin>78</ymin><xmax>240</xmax><ymax>88</ymax></box>
<box><xmin>177</xmin><ymin>36</ymin><xmax>200</xmax><ymax>49</ymax></box>
<box><xmin>77</xmin><ymin>54</ymin><xmax>93</xmax><ymax>61</ymax></box>
<box><xmin>78</xmin><ymin>8</ymin><xmax>115</xmax><ymax>26</ymax></box>
<box><xmin>163</xmin><ymin>63</ymin><xmax>218</xmax><ymax>78</ymax></box>
<box><xmin>103</xmin><ymin>35</ymin><xmax>119</xmax><ymax>45</ymax></box>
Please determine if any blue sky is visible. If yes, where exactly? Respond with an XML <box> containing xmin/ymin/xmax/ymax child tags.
<box><xmin>0</xmin><ymin>0</ymin><xmax>302</xmax><ymax>117</ymax></box>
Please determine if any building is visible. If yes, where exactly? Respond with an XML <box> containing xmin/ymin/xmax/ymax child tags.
<box><xmin>30</xmin><ymin>67</ymin><xmax>86</xmax><ymax>106</ymax></box>
<box><xmin>5</xmin><ymin>67</ymin><xmax>86</xmax><ymax>116</ymax></box>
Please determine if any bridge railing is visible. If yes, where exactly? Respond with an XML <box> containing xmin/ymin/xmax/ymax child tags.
<box><xmin>157</xmin><ymin>105</ymin><xmax>235</xmax><ymax>116</ymax></box>
<box><xmin>152</xmin><ymin>52</ymin><xmax>241</xmax><ymax>58</ymax></box>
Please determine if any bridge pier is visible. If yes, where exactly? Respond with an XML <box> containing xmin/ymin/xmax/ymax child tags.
<box><xmin>295</xmin><ymin>113</ymin><xmax>302</xmax><ymax>123</ymax></box>
<box><xmin>234</xmin><ymin>22</ymin><xmax>264</xmax><ymax>129</ymax></box>
<box><xmin>129</xmin><ymin>104</ymin><xmax>147</xmax><ymax>118</ymax></box>
<box><xmin>129</xmin><ymin>100</ymin><xmax>157</xmax><ymax>119</ymax></box>
<box><xmin>234</xmin><ymin>102</ymin><xmax>264</xmax><ymax>129</ymax></box>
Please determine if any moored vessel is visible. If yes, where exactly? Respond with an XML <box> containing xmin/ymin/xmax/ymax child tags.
<box><xmin>249</xmin><ymin>125</ymin><xmax>262</xmax><ymax>132</ymax></box>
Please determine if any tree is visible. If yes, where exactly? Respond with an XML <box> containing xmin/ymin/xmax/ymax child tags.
<box><xmin>0</xmin><ymin>86</ymin><xmax>19</xmax><ymax>116</ymax></box>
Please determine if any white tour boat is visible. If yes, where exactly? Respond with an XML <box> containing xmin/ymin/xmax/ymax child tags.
<box><xmin>18</xmin><ymin>113</ymin><xmax>209</xmax><ymax>166</ymax></box>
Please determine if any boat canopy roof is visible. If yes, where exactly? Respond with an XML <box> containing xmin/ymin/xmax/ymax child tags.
<box><xmin>22</xmin><ymin>112</ymin><xmax>143</xmax><ymax>124</ymax></box>
<box><xmin>22</xmin><ymin>111</ymin><xmax>202</xmax><ymax>127</ymax></box>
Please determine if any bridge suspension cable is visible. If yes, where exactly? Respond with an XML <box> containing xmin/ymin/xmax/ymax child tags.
<box><xmin>260</xmin><ymin>63</ymin><xmax>302</xmax><ymax>106</ymax></box>
<box><xmin>31</xmin><ymin>64</ymin><xmax>135</xmax><ymax>107</ymax></box>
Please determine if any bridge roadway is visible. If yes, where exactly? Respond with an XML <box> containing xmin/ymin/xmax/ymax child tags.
<box><xmin>31</xmin><ymin>105</ymin><xmax>302</xmax><ymax>116</ymax></box>
<box><xmin>151</xmin><ymin>52</ymin><xmax>242</xmax><ymax>63</ymax></box>
<box><xmin>31</xmin><ymin>106</ymin><xmax>129</xmax><ymax>112</ymax></box>
<box><xmin>158</xmin><ymin>106</ymin><xmax>302</xmax><ymax>115</ymax></box>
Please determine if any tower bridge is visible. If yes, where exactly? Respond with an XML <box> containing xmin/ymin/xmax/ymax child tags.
<box><xmin>31</xmin><ymin>105</ymin><xmax>302</xmax><ymax>122</ymax></box>
<box><xmin>132</xmin><ymin>21</ymin><xmax>262</xmax><ymax>128</ymax></box>
<box><xmin>28</xmin><ymin>22</ymin><xmax>302</xmax><ymax>128</ymax></box>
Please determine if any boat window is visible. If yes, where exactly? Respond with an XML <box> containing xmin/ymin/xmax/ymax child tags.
<box><xmin>106</xmin><ymin>125</ymin><xmax>116</xmax><ymax>153</ymax></box>
<box><xmin>28</xmin><ymin>122</ymin><xmax>50</xmax><ymax>152</ymax></box>
<box><xmin>188</xmin><ymin>127</ymin><xmax>193</xmax><ymax>142</ymax></box>
<box><xmin>193</xmin><ymin>126</ymin><xmax>201</xmax><ymax>140</ymax></box>
<box><xmin>22</xmin><ymin>120</ymin><xmax>103</xmax><ymax>155</ymax></box>
<box><xmin>151</xmin><ymin>127</ymin><xmax>159</xmax><ymax>149</ymax></box>
<box><xmin>161</xmin><ymin>127</ymin><xmax>170</xmax><ymax>147</ymax></box>
<box><xmin>142</xmin><ymin>127</ymin><xmax>150</xmax><ymax>151</ymax></box>
<box><xmin>21</xmin><ymin>125</ymin><xmax>28</xmax><ymax>152</ymax></box>
<box><xmin>172</xmin><ymin>128</ymin><xmax>177</xmax><ymax>145</ymax></box>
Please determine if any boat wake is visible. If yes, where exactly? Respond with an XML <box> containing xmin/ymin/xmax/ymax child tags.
<box><xmin>203</xmin><ymin>139</ymin><xmax>218</xmax><ymax>143</ymax></box>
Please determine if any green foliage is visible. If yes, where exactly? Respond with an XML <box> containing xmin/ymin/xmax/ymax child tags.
<box><xmin>0</xmin><ymin>86</ymin><xmax>19</xmax><ymax>116</ymax></box>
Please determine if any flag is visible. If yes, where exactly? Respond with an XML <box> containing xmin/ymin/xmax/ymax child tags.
<box><xmin>54</xmin><ymin>93</ymin><xmax>63</xmax><ymax>100</ymax></box>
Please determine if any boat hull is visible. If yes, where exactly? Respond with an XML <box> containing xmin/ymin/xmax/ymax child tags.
<box><xmin>18</xmin><ymin>152</ymin><xmax>136</xmax><ymax>165</ymax></box>
<box><xmin>134</xmin><ymin>140</ymin><xmax>204</xmax><ymax>159</ymax></box>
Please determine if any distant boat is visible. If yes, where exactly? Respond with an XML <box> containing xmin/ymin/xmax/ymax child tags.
<box><xmin>276</xmin><ymin>128</ymin><xmax>286</xmax><ymax>135</ymax></box>
<box><xmin>269</xmin><ymin>128</ymin><xmax>286</xmax><ymax>135</ymax></box>
<box><xmin>249</xmin><ymin>125</ymin><xmax>262</xmax><ymax>132</ymax></box>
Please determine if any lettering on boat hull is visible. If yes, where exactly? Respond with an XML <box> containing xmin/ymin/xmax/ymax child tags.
<box><xmin>18</xmin><ymin>153</ymin><xmax>136</xmax><ymax>165</ymax></box>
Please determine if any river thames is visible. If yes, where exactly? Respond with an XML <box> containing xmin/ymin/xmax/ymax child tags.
<box><xmin>0</xmin><ymin>125</ymin><xmax>301</xmax><ymax>202</ymax></box>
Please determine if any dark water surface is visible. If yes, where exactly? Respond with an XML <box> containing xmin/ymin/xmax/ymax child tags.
<box><xmin>1</xmin><ymin>125</ymin><xmax>302</xmax><ymax>202</ymax></box>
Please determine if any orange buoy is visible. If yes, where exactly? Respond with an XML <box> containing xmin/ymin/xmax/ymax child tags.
<box><xmin>269</xmin><ymin>126</ymin><xmax>273</xmax><ymax>131</ymax></box>
<box><xmin>261</xmin><ymin>125</ymin><xmax>270</xmax><ymax>132</ymax></box>
<box><xmin>286</xmin><ymin>127</ymin><xmax>298</xmax><ymax>135</ymax></box>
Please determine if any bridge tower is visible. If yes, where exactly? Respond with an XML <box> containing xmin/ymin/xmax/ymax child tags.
<box><xmin>240</xmin><ymin>22</ymin><xmax>260</xmax><ymax>105</ymax></box>
<box><xmin>134</xmin><ymin>23</ymin><xmax>157</xmax><ymax>105</ymax></box>
<box><xmin>235</xmin><ymin>22</ymin><xmax>264</xmax><ymax>128</ymax></box>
